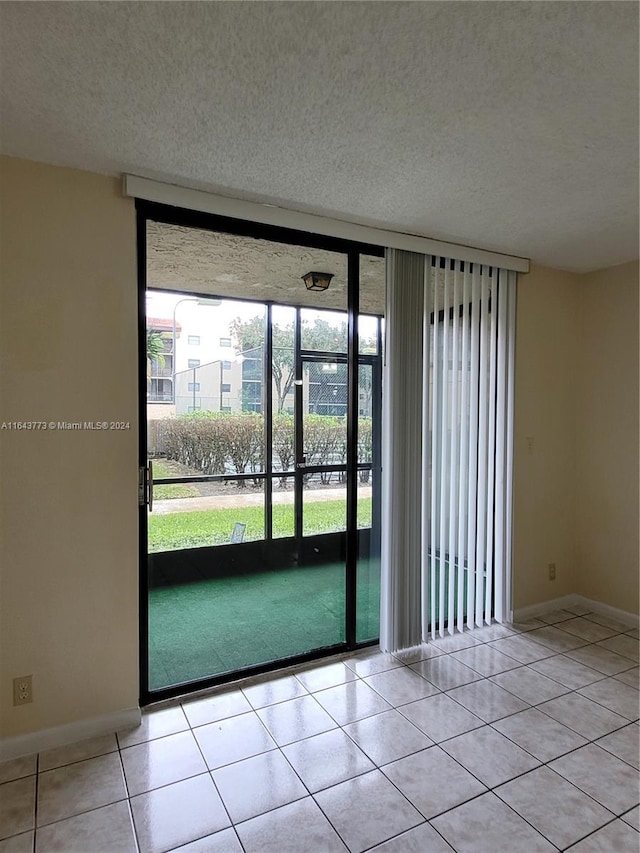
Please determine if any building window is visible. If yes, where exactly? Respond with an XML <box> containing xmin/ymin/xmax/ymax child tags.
<box><xmin>222</xmin><ymin>361</ymin><xmax>232</xmax><ymax>370</ymax></box>
<box><xmin>221</xmin><ymin>383</ymin><xmax>231</xmax><ymax>393</ymax></box>
<box><xmin>188</xmin><ymin>359</ymin><xmax>200</xmax><ymax>368</ymax></box>
<box><xmin>188</xmin><ymin>382</ymin><xmax>201</xmax><ymax>391</ymax></box>
<box><xmin>188</xmin><ymin>335</ymin><xmax>200</xmax><ymax>345</ymax></box>
<box><xmin>220</xmin><ymin>337</ymin><xmax>232</xmax><ymax>347</ymax></box>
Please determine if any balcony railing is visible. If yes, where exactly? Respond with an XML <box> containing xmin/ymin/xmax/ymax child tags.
<box><xmin>150</xmin><ymin>367</ymin><xmax>173</xmax><ymax>378</ymax></box>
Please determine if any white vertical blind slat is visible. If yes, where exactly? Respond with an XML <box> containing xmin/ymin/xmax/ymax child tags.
<box><xmin>485</xmin><ymin>272</ymin><xmax>498</xmax><ymax>624</ymax></box>
<box><xmin>466</xmin><ymin>265</ymin><xmax>480</xmax><ymax>629</ymax></box>
<box><xmin>504</xmin><ymin>272</ymin><xmax>517</xmax><ymax>620</ymax></box>
<box><xmin>456</xmin><ymin>268</ymin><xmax>471</xmax><ymax>632</ymax></box>
<box><xmin>494</xmin><ymin>270</ymin><xmax>508</xmax><ymax>622</ymax></box>
<box><xmin>438</xmin><ymin>263</ymin><xmax>451</xmax><ymax>637</ymax></box>
<box><xmin>475</xmin><ymin>269</ymin><xmax>489</xmax><ymax>626</ymax></box>
<box><xmin>447</xmin><ymin>264</ymin><xmax>461</xmax><ymax>634</ymax></box>
<box><xmin>421</xmin><ymin>259</ymin><xmax>432</xmax><ymax>640</ymax></box>
<box><xmin>430</xmin><ymin>264</ymin><xmax>440</xmax><ymax>638</ymax></box>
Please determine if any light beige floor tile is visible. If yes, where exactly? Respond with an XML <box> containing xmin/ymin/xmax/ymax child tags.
<box><xmin>537</xmin><ymin>693</ymin><xmax>629</xmax><ymax>740</ymax></box>
<box><xmin>565</xmin><ymin>819</ymin><xmax>640</xmax><ymax>852</ymax></box>
<box><xmin>486</xmin><ymin>634</ymin><xmax>554</xmax><ymax>664</ymax></box>
<box><xmin>392</xmin><ymin>644</ymin><xmax>446</xmax><ymax>664</ymax></box>
<box><xmin>496</xmin><ymin>766</ymin><xmax>614</xmax><ymax>849</ymax></box>
<box><xmin>449</xmin><ymin>645</ymin><xmax>521</xmax><ymax>677</ymax></box>
<box><xmin>466</xmin><ymin>624</ymin><xmax>516</xmax><ymax>642</ymax></box>
<box><xmin>440</xmin><ymin>725</ymin><xmax>539</xmax><ymax>788</ymax></box>
<box><xmin>235</xmin><ymin>797</ymin><xmax>347</xmax><ymax>853</ymax></box>
<box><xmin>383</xmin><ymin>746</ymin><xmax>486</xmax><ymax>818</ymax></box>
<box><xmin>193</xmin><ymin>711</ymin><xmax>276</xmax><ymax>770</ymax></box>
<box><xmin>490</xmin><ymin>666</ymin><xmax>569</xmax><ymax>705</ymax></box>
<box><xmin>39</xmin><ymin>734</ymin><xmax>118</xmax><ymax>772</ymax></box>
<box><xmin>213</xmin><ymin>750</ymin><xmax>306</xmax><ymax>823</ymax></box>
<box><xmin>0</xmin><ymin>777</ymin><xmax>36</xmax><ymax>840</ymax></box>
<box><xmin>622</xmin><ymin>805</ymin><xmax>640</xmax><ymax>831</ymax></box>
<box><xmin>431</xmin><ymin>791</ymin><xmax>555</xmax><ymax>853</ymax></box>
<box><xmin>182</xmin><ymin>689</ymin><xmax>252</xmax><ymax>728</ymax></box>
<box><xmin>369</xmin><ymin>822</ymin><xmax>454</xmax><ymax>852</ymax></box>
<box><xmin>174</xmin><ymin>828</ymin><xmax>243</xmax><ymax>853</ymax></box>
<box><xmin>446</xmin><ymin>679</ymin><xmax>529</xmax><ymax>723</ymax></box>
<box><xmin>596</xmin><ymin>635</ymin><xmax>639</xmax><ymax>662</ymax></box>
<box><xmin>565</xmin><ymin>644</ymin><xmax>636</xmax><ymax>676</ymax></box>
<box><xmin>409</xmin><ymin>657</ymin><xmax>482</xmax><ymax>691</ymax></box>
<box><xmin>596</xmin><ymin>724</ymin><xmax>640</xmax><ymax>769</ymax></box>
<box><xmin>507</xmin><ymin>618</ymin><xmax>547</xmax><ymax>633</ymax></box>
<box><xmin>313</xmin><ymin>680</ymin><xmax>391</xmax><ymax>726</ymax></box>
<box><xmin>614</xmin><ymin>666</ymin><xmax>640</xmax><ymax>688</ymax></box>
<box><xmin>557</xmin><ymin>617</ymin><xmax>618</xmax><ymax>643</ymax></box>
<box><xmin>492</xmin><ymin>708</ymin><xmax>588</xmax><ymax>762</ymax></box>
<box><xmin>282</xmin><ymin>728</ymin><xmax>374</xmax><ymax>793</ymax></box>
<box><xmin>242</xmin><ymin>674</ymin><xmax>308</xmax><ymax>709</ymax></box>
<box><xmin>427</xmin><ymin>632</ymin><xmax>482</xmax><ymax>653</ymax></box>
<box><xmin>121</xmin><ymin>730</ymin><xmax>207</xmax><ymax>796</ymax></box>
<box><xmin>343</xmin><ymin>709</ymin><xmax>433</xmax><ymax>766</ymax></box>
<box><xmin>586</xmin><ymin>613</ymin><xmax>636</xmax><ymax>633</ymax></box>
<box><xmin>0</xmin><ymin>831</ymin><xmax>33</xmax><ymax>853</ymax></box>
<box><xmin>256</xmin><ymin>694</ymin><xmax>337</xmax><ymax>746</ymax></box>
<box><xmin>130</xmin><ymin>774</ymin><xmax>229</xmax><ymax>853</ymax></box>
<box><xmin>314</xmin><ymin>769</ymin><xmax>422</xmax><ymax>852</ymax></box>
<box><xmin>35</xmin><ymin>801</ymin><xmax>136</xmax><ymax>853</ymax></box>
<box><xmin>550</xmin><ymin>743</ymin><xmax>640</xmax><ymax>814</ymax></box>
<box><xmin>0</xmin><ymin>756</ymin><xmax>36</xmax><ymax>786</ymax></box>
<box><xmin>537</xmin><ymin>609</ymin><xmax>577</xmax><ymax>624</ymax></box>
<box><xmin>295</xmin><ymin>662</ymin><xmax>357</xmax><ymax>693</ymax></box>
<box><xmin>529</xmin><ymin>654</ymin><xmax>605</xmax><ymax>690</ymax></box>
<box><xmin>398</xmin><ymin>693</ymin><xmax>484</xmax><ymax>743</ymax></box>
<box><xmin>363</xmin><ymin>667</ymin><xmax>439</xmax><ymax>706</ymax></box>
<box><xmin>343</xmin><ymin>651</ymin><xmax>403</xmax><ymax>677</ymax></box>
<box><xmin>37</xmin><ymin>754</ymin><xmax>126</xmax><ymax>827</ymax></box>
<box><xmin>527</xmin><ymin>626</ymin><xmax>588</xmax><ymax>653</ymax></box>
<box><xmin>117</xmin><ymin>706</ymin><xmax>188</xmax><ymax>748</ymax></box>
<box><xmin>578</xmin><ymin>677</ymin><xmax>640</xmax><ymax>720</ymax></box>
<box><xmin>566</xmin><ymin>604</ymin><xmax>594</xmax><ymax>617</ymax></box>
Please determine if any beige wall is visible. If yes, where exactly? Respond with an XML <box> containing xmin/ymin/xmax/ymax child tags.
<box><xmin>575</xmin><ymin>261</ymin><xmax>639</xmax><ymax>613</ymax></box>
<box><xmin>0</xmin><ymin>157</ymin><xmax>139</xmax><ymax>737</ymax></box>
<box><xmin>0</xmin><ymin>156</ymin><xmax>637</xmax><ymax>741</ymax></box>
<box><xmin>512</xmin><ymin>264</ymin><xmax>580</xmax><ymax>609</ymax></box>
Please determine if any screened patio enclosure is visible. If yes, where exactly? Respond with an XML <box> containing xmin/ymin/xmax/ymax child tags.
<box><xmin>140</xmin><ymin>207</ymin><xmax>385</xmax><ymax>701</ymax></box>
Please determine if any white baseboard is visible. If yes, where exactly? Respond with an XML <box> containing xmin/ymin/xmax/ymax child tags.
<box><xmin>513</xmin><ymin>594</ymin><xmax>639</xmax><ymax>630</ymax></box>
<box><xmin>0</xmin><ymin>707</ymin><xmax>141</xmax><ymax>762</ymax></box>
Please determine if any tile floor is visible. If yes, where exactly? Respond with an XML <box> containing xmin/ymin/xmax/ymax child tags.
<box><xmin>1</xmin><ymin>606</ymin><xmax>638</xmax><ymax>853</ymax></box>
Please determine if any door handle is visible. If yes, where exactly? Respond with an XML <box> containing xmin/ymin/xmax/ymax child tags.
<box><xmin>138</xmin><ymin>462</ymin><xmax>154</xmax><ymax>511</ymax></box>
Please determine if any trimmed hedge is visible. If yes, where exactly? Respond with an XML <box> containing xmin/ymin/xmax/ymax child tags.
<box><xmin>161</xmin><ymin>412</ymin><xmax>372</xmax><ymax>482</ymax></box>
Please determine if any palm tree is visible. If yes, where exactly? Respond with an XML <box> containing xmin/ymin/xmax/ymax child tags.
<box><xmin>146</xmin><ymin>330</ymin><xmax>167</xmax><ymax>380</ymax></box>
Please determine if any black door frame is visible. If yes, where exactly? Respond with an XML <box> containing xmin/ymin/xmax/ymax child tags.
<box><xmin>137</xmin><ymin>200</ymin><xmax>384</xmax><ymax>705</ymax></box>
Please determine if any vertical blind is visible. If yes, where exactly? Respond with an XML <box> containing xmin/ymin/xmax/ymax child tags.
<box><xmin>381</xmin><ymin>250</ymin><xmax>517</xmax><ymax>651</ymax></box>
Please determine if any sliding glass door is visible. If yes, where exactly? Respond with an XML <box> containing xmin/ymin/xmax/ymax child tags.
<box><xmin>139</xmin><ymin>206</ymin><xmax>384</xmax><ymax>702</ymax></box>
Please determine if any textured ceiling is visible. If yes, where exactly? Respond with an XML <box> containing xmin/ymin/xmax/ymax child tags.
<box><xmin>1</xmin><ymin>1</ymin><xmax>638</xmax><ymax>272</ymax></box>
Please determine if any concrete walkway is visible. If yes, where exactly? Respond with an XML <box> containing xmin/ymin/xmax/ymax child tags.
<box><xmin>153</xmin><ymin>485</ymin><xmax>372</xmax><ymax>515</ymax></box>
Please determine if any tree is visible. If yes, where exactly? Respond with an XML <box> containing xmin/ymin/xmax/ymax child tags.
<box><xmin>146</xmin><ymin>330</ymin><xmax>167</xmax><ymax>379</ymax></box>
<box><xmin>230</xmin><ymin>315</ymin><xmax>378</xmax><ymax>413</ymax></box>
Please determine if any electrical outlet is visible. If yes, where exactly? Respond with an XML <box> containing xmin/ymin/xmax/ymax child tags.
<box><xmin>548</xmin><ymin>563</ymin><xmax>556</xmax><ymax>581</ymax></box>
<box><xmin>13</xmin><ymin>675</ymin><xmax>33</xmax><ymax>706</ymax></box>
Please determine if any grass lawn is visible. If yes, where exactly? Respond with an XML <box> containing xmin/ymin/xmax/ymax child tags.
<box><xmin>148</xmin><ymin>498</ymin><xmax>372</xmax><ymax>551</ymax></box>
<box><xmin>152</xmin><ymin>460</ymin><xmax>200</xmax><ymax>500</ymax></box>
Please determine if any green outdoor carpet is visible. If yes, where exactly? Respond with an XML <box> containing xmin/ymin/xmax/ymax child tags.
<box><xmin>148</xmin><ymin>560</ymin><xmax>381</xmax><ymax>692</ymax></box>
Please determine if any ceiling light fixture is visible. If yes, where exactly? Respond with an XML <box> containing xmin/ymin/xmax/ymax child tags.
<box><xmin>302</xmin><ymin>271</ymin><xmax>334</xmax><ymax>292</ymax></box>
